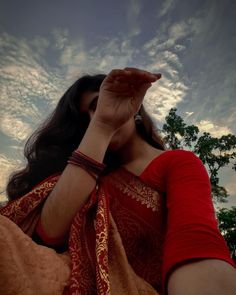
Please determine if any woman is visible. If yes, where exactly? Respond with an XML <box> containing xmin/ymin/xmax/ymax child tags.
<box><xmin>0</xmin><ymin>68</ymin><xmax>235</xmax><ymax>295</ymax></box>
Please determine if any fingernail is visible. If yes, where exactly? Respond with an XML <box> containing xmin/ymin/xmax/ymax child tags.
<box><xmin>154</xmin><ymin>73</ymin><xmax>162</xmax><ymax>79</ymax></box>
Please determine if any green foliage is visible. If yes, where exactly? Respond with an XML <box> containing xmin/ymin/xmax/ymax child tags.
<box><xmin>217</xmin><ymin>207</ymin><xmax>236</xmax><ymax>260</ymax></box>
<box><xmin>162</xmin><ymin>108</ymin><xmax>199</xmax><ymax>149</ymax></box>
<box><xmin>162</xmin><ymin>108</ymin><xmax>236</xmax><ymax>202</ymax></box>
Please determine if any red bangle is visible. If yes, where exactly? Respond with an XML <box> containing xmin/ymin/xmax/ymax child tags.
<box><xmin>74</xmin><ymin>150</ymin><xmax>106</xmax><ymax>168</ymax></box>
<box><xmin>67</xmin><ymin>160</ymin><xmax>98</xmax><ymax>181</ymax></box>
<box><xmin>67</xmin><ymin>150</ymin><xmax>106</xmax><ymax>178</ymax></box>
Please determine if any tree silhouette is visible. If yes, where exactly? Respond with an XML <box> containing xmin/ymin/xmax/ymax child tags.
<box><xmin>217</xmin><ymin>207</ymin><xmax>236</xmax><ymax>260</ymax></box>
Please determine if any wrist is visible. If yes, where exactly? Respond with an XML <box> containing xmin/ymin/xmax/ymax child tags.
<box><xmin>90</xmin><ymin>117</ymin><xmax>116</xmax><ymax>138</ymax></box>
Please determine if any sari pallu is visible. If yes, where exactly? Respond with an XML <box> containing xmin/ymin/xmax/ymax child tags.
<box><xmin>0</xmin><ymin>168</ymin><xmax>164</xmax><ymax>295</ymax></box>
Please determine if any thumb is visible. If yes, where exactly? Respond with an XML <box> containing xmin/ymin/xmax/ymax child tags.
<box><xmin>137</xmin><ymin>82</ymin><xmax>152</xmax><ymax>98</ymax></box>
<box><xmin>132</xmin><ymin>82</ymin><xmax>152</xmax><ymax>109</ymax></box>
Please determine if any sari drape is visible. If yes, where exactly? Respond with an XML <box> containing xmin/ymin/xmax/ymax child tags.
<box><xmin>0</xmin><ymin>168</ymin><xmax>163</xmax><ymax>295</ymax></box>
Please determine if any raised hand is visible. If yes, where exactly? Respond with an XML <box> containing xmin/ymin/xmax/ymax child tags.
<box><xmin>93</xmin><ymin>68</ymin><xmax>161</xmax><ymax>132</ymax></box>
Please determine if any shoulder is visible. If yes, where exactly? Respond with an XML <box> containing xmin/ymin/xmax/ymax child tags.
<box><xmin>158</xmin><ymin>149</ymin><xmax>207</xmax><ymax>176</ymax></box>
<box><xmin>150</xmin><ymin>149</ymin><xmax>201</xmax><ymax>169</ymax></box>
<box><xmin>140</xmin><ymin>149</ymin><xmax>207</xmax><ymax>191</ymax></box>
<box><xmin>162</xmin><ymin>149</ymin><xmax>198</xmax><ymax>159</ymax></box>
<box><xmin>149</xmin><ymin>149</ymin><xmax>207</xmax><ymax>182</ymax></box>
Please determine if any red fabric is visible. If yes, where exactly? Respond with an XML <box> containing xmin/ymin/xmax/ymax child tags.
<box><xmin>0</xmin><ymin>174</ymin><xmax>108</xmax><ymax>294</ymax></box>
<box><xmin>2</xmin><ymin>149</ymin><xmax>235</xmax><ymax>294</ymax></box>
<box><xmin>104</xmin><ymin>166</ymin><xmax>166</xmax><ymax>291</ymax></box>
<box><xmin>139</xmin><ymin>149</ymin><xmax>235</xmax><ymax>292</ymax></box>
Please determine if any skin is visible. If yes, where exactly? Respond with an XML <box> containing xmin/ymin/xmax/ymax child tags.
<box><xmin>79</xmin><ymin>90</ymin><xmax>164</xmax><ymax>170</ymax></box>
<box><xmin>40</xmin><ymin>68</ymin><xmax>236</xmax><ymax>295</ymax></box>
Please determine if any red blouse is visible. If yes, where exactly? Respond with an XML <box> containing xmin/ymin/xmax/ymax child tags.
<box><xmin>140</xmin><ymin>149</ymin><xmax>235</xmax><ymax>290</ymax></box>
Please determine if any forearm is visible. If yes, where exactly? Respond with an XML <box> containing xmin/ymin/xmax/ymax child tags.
<box><xmin>40</xmin><ymin>119</ymin><xmax>114</xmax><ymax>241</ymax></box>
<box><xmin>168</xmin><ymin>259</ymin><xmax>236</xmax><ymax>295</ymax></box>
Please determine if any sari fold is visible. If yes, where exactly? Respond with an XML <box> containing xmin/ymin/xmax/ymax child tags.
<box><xmin>0</xmin><ymin>170</ymin><xmax>163</xmax><ymax>294</ymax></box>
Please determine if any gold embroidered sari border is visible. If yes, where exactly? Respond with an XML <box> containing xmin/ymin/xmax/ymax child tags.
<box><xmin>106</xmin><ymin>169</ymin><xmax>161</xmax><ymax>212</ymax></box>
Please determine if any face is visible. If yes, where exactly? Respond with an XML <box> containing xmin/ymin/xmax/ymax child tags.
<box><xmin>79</xmin><ymin>91</ymin><xmax>137</xmax><ymax>151</ymax></box>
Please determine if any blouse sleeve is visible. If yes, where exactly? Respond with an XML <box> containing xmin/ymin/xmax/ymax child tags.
<box><xmin>162</xmin><ymin>150</ymin><xmax>235</xmax><ymax>291</ymax></box>
<box><xmin>32</xmin><ymin>216</ymin><xmax>68</xmax><ymax>253</ymax></box>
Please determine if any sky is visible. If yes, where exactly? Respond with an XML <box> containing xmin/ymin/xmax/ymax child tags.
<box><xmin>0</xmin><ymin>0</ymin><xmax>236</xmax><ymax>207</ymax></box>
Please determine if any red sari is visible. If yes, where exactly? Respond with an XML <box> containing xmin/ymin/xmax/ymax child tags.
<box><xmin>0</xmin><ymin>150</ymin><xmax>234</xmax><ymax>294</ymax></box>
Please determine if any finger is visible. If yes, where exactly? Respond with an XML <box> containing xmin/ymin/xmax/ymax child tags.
<box><xmin>138</xmin><ymin>82</ymin><xmax>152</xmax><ymax>95</ymax></box>
<box><xmin>105</xmin><ymin>69</ymin><xmax>132</xmax><ymax>83</ymax></box>
<box><xmin>102</xmin><ymin>80</ymin><xmax>134</xmax><ymax>94</ymax></box>
<box><xmin>124</xmin><ymin>67</ymin><xmax>162</xmax><ymax>79</ymax></box>
<box><xmin>123</xmin><ymin>67</ymin><xmax>155</xmax><ymax>77</ymax></box>
<box><xmin>124</xmin><ymin>67</ymin><xmax>150</xmax><ymax>74</ymax></box>
<box><xmin>123</xmin><ymin>67</ymin><xmax>160</xmax><ymax>83</ymax></box>
<box><xmin>154</xmin><ymin>73</ymin><xmax>162</xmax><ymax>79</ymax></box>
<box><xmin>132</xmin><ymin>83</ymin><xmax>152</xmax><ymax>107</ymax></box>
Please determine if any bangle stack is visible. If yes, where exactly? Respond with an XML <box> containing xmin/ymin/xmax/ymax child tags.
<box><xmin>67</xmin><ymin>150</ymin><xmax>106</xmax><ymax>180</ymax></box>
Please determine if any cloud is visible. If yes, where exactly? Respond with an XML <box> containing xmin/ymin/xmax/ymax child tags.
<box><xmin>0</xmin><ymin>32</ymin><xmax>68</xmax><ymax>145</ymax></box>
<box><xmin>176</xmin><ymin>1</ymin><xmax>236</xmax><ymax>135</ymax></box>
<box><xmin>140</xmin><ymin>21</ymin><xmax>192</xmax><ymax>124</ymax></box>
<box><xmin>59</xmin><ymin>37</ymin><xmax>134</xmax><ymax>81</ymax></box>
<box><xmin>226</xmin><ymin>181</ymin><xmax>236</xmax><ymax>199</ymax></box>
<box><xmin>0</xmin><ymin>114</ymin><xmax>32</xmax><ymax>141</ymax></box>
<box><xmin>168</xmin><ymin>21</ymin><xmax>190</xmax><ymax>42</ymax></box>
<box><xmin>144</xmin><ymin>74</ymin><xmax>188</xmax><ymax>125</ymax></box>
<box><xmin>196</xmin><ymin>120</ymin><xmax>232</xmax><ymax>137</ymax></box>
<box><xmin>126</xmin><ymin>0</ymin><xmax>141</xmax><ymax>37</ymax></box>
<box><xmin>185</xmin><ymin>111</ymin><xmax>194</xmax><ymax>117</ymax></box>
<box><xmin>0</xmin><ymin>30</ymin><xmax>140</xmax><ymax>149</ymax></box>
<box><xmin>158</xmin><ymin>0</ymin><xmax>175</xmax><ymax>17</ymax></box>
<box><xmin>217</xmin><ymin>172</ymin><xmax>236</xmax><ymax>208</ymax></box>
<box><xmin>52</xmin><ymin>28</ymin><xmax>69</xmax><ymax>50</ymax></box>
<box><xmin>0</xmin><ymin>154</ymin><xmax>21</xmax><ymax>202</ymax></box>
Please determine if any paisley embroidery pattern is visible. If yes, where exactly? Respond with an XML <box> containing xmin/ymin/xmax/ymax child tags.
<box><xmin>69</xmin><ymin>191</ymin><xmax>97</xmax><ymax>294</ymax></box>
<box><xmin>103</xmin><ymin>169</ymin><xmax>165</xmax><ymax>290</ymax></box>
<box><xmin>95</xmin><ymin>186</ymin><xmax>110</xmax><ymax>294</ymax></box>
<box><xmin>110</xmin><ymin>195</ymin><xmax>164</xmax><ymax>288</ymax></box>
<box><xmin>108</xmin><ymin>169</ymin><xmax>160</xmax><ymax>212</ymax></box>
<box><xmin>0</xmin><ymin>175</ymin><xmax>59</xmax><ymax>225</ymax></box>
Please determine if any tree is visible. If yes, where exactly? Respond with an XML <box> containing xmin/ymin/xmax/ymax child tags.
<box><xmin>217</xmin><ymin>207</ymin><xmax>236</xmax><ymax>260</ymax></box>
<box><xmin>162</xmin><ymin>108</ymin><xmax>236</xmax><ymax>202</ymax></box>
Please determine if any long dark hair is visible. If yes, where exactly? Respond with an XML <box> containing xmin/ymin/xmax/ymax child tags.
<box><xmin>6</xmin><ymin>74</ymin><xmax>165</xmax><ymax>201</ymax></box>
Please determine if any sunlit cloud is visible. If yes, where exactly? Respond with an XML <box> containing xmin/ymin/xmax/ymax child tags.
<box><xmin>0</xmin><ymin>32</ymin><xmax>68</xmax><ymax>143</ymax></box>
<box><xmin>0</xmin><ymin>114</ymin><xmax>32</xmax><ymax>142</ymax></box>
<box><xmin>225</xmin><ymin>182</ymin><xmax>236</xmax><ymax>202</ymax></box>
<box><xmin>185</xmin><ymin>111</ymin><xmax>194</xmax><ymax>117</ymax></box>
<box><xmin>140</xmin><ymin>20</ymin><xmax>192</xmax><ymax>124</ymax></box>
<box><xmin>197</xmin><ymin>120</ymin><xmax>232</xmax><ymax>137</ymax></box>
<box><xmin>0</xmin><ymin>154</ymin><xmax>21</xmax><ymax>202</ymax></box>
